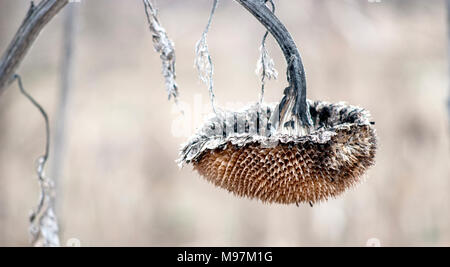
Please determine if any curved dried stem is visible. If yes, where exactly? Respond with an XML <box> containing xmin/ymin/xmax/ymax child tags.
<box><xmin>236</xmin><ymin>0</ymin><xmax>312</xmax><ymax>128</ymax></box>
<box><xmin>14</xmin><ymin>74</ymin><xmax>60</xmax><ymax>247</ymax></box>
<box><xmin>0</xmin><ymin>0</ymin><xmax>69</xmax><ymax>95</ymax></box>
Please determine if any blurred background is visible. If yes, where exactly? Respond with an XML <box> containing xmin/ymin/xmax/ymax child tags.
<box><xmin>0</xmin><ymin>0</ymin><xmax>449</xmax><ymax>246</ymax></box>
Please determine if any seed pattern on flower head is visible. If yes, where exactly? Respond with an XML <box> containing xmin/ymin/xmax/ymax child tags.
<box><xmin>178</xmin><ymin>100</ymin><xmax>377</xmax><ymax>205</ymax></box>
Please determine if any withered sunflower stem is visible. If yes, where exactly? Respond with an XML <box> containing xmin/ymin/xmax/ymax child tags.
<box><xmin>236</xmin><ymin>0</ymin><xmax>312</xmax><ymax>127</ymax></box>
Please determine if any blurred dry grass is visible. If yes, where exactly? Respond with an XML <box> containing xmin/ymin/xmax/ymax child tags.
<box><xmin>0</xmin><ymin>0</ymin><xmax>449</xmax><ymax>246</ymax></box>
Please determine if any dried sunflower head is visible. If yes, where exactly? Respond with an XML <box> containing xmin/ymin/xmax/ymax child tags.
<box><xmin>178</xmin><ymin>100</ymin><xmax>377</xmax><ymax>205</ymax></box>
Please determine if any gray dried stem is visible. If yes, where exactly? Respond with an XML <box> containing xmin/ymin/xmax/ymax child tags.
<box><xmin>255</xmin><ymin>0</ymin><xmax>277</xmax><ymax>104</ymax></box>
<box><xmin>0</xmin><ymin>0</ymin><xmax>69</xmax><ymax>95</ymax></box>
<box><xmin>14</xmin><ymin>75</ymin><xmax>60</xmax><ymax>247</ymax></box>
<box><xmin>195</xmin><ymin>0</ymin><xmax>219</xmax><ymax>113</ymax></box>
<box><xmin>0</xmin><ymin>0</ymin><xmax>67</xmax><ymax>247</ymax></box>
<box><xmin>143</xmin><ymin>0</ymin><xmax>178</xmax><ymax>103</ymax></box>
<box><xmin>237</xmin><ymin>0</ymin><xmax>312</xmax><ymax>130</ymax></box>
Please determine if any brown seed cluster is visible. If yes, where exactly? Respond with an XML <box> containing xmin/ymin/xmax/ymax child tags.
<box><xmin>193</xmin><ymin>124</ymin><xmax>376</xmax><ymax>205</ymax></box>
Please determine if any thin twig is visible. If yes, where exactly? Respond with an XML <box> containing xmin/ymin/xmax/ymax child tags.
<box><xmin>15</xmin><ymin>75</ymin><xmax>49</xmax><ymax>165</ymax></box>
<box><xmin>0</xmin><ymin>0</ymin><xmax>69</xmax><ymax>95</ymax></box>
<box><xmin>195</xmin><ymin>0</ymin><xmax>219</xmax><ymax>113</ymax></box>
<box><xmin>256</xmin><ymin>0</ymin><xmax>277</xmax><ymax>104</ymax></box>
<box><xmin>13</xmin><ymin>74</ymin><xmax>60</xmax><ymax>247</ymax></box>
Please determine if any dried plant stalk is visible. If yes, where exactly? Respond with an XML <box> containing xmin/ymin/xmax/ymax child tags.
<box><xmin>0</xmin><ymin>0</ymin><xmax>69</xmax><ymax>94</ymax></box>
<box><xmin>143</xmin><ymin>0</ymin><xmax>178</xmax><ymax>102</ymax></box>
<box><xmin>195</xmin><ymin>0</ymin><xmax>219</xmax><ymax>112</ymax></box>
<box><xmin>29</xmin><ymin>159</ymin><xmax>60</xmax><ymax>247</ymax></box>
<box><xmin>14</xmin><ymin>75</ymin><xmax>60</xmax><ymax>246</ymax></box>
<box><xmin>255</xmin><ymin>0</ymin><xmax>277</xmax><ymax>103</ymax></box>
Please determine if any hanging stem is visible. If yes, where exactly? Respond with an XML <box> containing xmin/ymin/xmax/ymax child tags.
<box><xmin>14</xmin><ymin>74</ymin><xmax>50</xmax><ymax>165</ymax></box>
<box><xmin>195</xmin><ymin>0</ymin><xmax>219</xmax><ymax>113</ymax></box>
<box><xmin>14</xmin><ymin>74</ymin><xmax>60</xmax><ymax>247</ymax></box>
<box><xmin>257</xmin><ymin>0</ymin><xmax>277</xmax><ymax>104</ymax></box>
<box><xmin>236</xmin><ymin>0</ymin><xmax>312</xmax><ymax>127</ymax></box>
<box><xmin>143</xmin><ymin>0</ymin><xmax>179</xmax><ymax>103</ymax></box>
